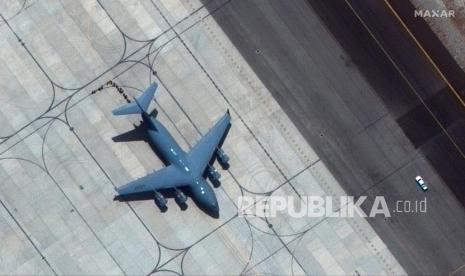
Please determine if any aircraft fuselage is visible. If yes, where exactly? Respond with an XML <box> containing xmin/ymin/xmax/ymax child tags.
<box><xmin>142</xmin><ymin>112</ymin><xmax>220</xmax><ymax>218</ymax></box>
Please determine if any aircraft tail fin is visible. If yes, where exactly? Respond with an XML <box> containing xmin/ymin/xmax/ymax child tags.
<box><xmin>112</xmin><ymin>83</ymin><xmax>157</xmax><ymax>115</ymax></box>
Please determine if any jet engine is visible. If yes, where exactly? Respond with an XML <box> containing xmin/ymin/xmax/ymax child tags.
<box><xmin>206</xmin><ymin>164</ymin><xmax>221</xmax><ymax>187</ymax></box>
<box><xmin>153</xmin><ymin>191</ymin><xmax>167</xmax><ymax>211</ymax></box>
<box><xmin>216</xmin><ymin>148</ymin><xmax>230</xmax><ymax>170</ymax></box>
<box><xmin>149</xmin><ymin>109</ymin><xmax>158</xmax><ymax>118</ymax></box>
<box><xmin>174</xmin><ymin>188</ymin><xmax>188</xmax><ymax>207</ymax></box>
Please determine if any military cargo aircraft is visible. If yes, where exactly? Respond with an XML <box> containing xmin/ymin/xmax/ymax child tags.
<box><xmin>112</xmin><ymin>83</ymin><xmax>231</xmax><ymax>218</ymax></box>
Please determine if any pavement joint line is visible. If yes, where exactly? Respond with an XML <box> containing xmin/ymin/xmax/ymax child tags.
<box><xmin>0</xmin><ymin>0</ymin><xmax>213</xmax><ymax>145</ymax></box>
<box><xmin>0</xmin><ymin>0</ymin><xmax>34</xmax><ymax>26</ymax></box>
<box><xmin>0</xmin><ymin>2</ymin><xmax>227</xmax><ymax>272</ymax></box>
<box><xmin>201</xmin><ymin>18</ymin><xmax>314</xmax><ymax>166</ymax></box>
<box><xmin>67</xmin><ymin>3</ymin><xmax>247</xmax><ymax>271</ymax></box>
<box><xmin>173</xmin><ymin>0</ymin><xmax>304</xmax><ymax>200</ymax></box>
<box><xmin>150</xmin><ymin>0</ymin><xmax>306</xmax><ymax>209</ymax></box>
<box><xmin>152</xmin><ymin>214</ymin><xmax>238</xmax><ymax>273</ymax></box>
<box><xmin>0</xmin><ymin>0</ymin><xmax>405</xmax><ymax>274</ymax></box>
<box><xmin>77</xmin><ymin>1</ymin><xmax>263</xmax><ymax>272</ymax></box>
<box><xmin>449</xmin><ymin>262</ymin><xmax>465</xmax><ymax>276</ymax></box>
<box><xmin>136</xmin><ymin>6</ymin><xmax>315</xmax><ymax>272</ymax></box>
<box><xmin>267</xmin><ymin>222</ymin><xmax>307</xmax><ymax>274</ymax></box>
<box><xmin>150</xmin><ymin>1</ymin><xmax>402</xmax><ymax>271</ymax></box>
<box><xmin>343</xmin><ymin>0</ymin><xmax>465</xmax><ymax>162</ymax></box>
<box><xmin>383</xmin><ymin>0</ymin><xmax>465</xmax><ymax>109</ymax></box>
<box><xmin>0</xmin><ymin>0</ymin><xmax>224</xmax><ymax>157</ymax></box>
<box><xmin>10</xmin><ymin>119</ymin><xmax>127</xmax><ymax>274</ymax></box>
<box><xmin>240</xmin><ymin>155</ymin><xmax>395</xmax><ymax>274</ymax></box>
<box><xmin>0</xmin><ymin>171</ymin><xmax>58</xmax><ymax>275</ymax></box>
<box><xmin>238</xmin><ymin>162</ymin><xmax>318</xmax><ymax>215</ymax></box>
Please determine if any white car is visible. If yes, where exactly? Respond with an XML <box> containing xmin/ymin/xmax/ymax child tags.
<box><xmin>415</xmin><ymin>176</ymin><xmax>428</xmax><ymax>191</ymax></box>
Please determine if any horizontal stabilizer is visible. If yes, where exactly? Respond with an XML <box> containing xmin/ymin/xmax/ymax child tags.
<box><xmin>112</xmin><ymin>82</ymin><xmax>157</xmax><ymax>115</ymax></box>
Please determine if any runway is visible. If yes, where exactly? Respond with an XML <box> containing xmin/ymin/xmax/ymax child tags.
<box><xmin>0</xmin><ymin>0</ymin><xmax>403</xmax><ymax>275</ymax></box>
<box><xmin>202</xmin><ymin>0</ymin><xmax>465</xmax><ymax>274</ymax></box>
<box><xmin>387</xmin><ymin>0</ymin><xmax>465</xmax><ymax>95</ymax></box>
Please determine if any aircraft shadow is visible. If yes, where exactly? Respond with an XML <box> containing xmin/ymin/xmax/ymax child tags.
<box><xmin>114</xmin><ymin>188</ymin><xmax>190</xmax><ymax>212</ymax></box>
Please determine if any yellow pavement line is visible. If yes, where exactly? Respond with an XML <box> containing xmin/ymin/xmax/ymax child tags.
<box><xmin>343</xmin><ymin>0</ymin><xmax>465</xmax><ymax>160</ymax></box>
<box><xmin>383</xmin><ymin>0</ymin><xmax>465</xmax><ymax>109</ymax></box>
<box><xmin>449</xmin><ymin>262</ymin><xmax>465</xmax><ymax>276</ymax></box>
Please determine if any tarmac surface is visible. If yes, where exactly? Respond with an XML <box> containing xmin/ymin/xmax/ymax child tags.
<box><xmin>0</xmin><ymin>0</ymin><xmax>404</xmax><ymax>275</ymax></box>
<box><xmin>202</xmin><ymin>0</ymin><xmax>465</xmax><ymax>275</ymax></box>
<box><xmin>387</xmin><ymin>0</ymin><xmax>465</xmax><ymax>95</ymax></box>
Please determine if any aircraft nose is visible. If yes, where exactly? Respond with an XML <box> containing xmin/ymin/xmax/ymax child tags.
<box><xmin>209</xmin><ymin>201</ymin><xmax>220</xmax><ymax>219</ymax></box>
<box><xmin>211</xmin><ymin>208</ymin><xmax>219</xmax><ymax>219</ymax></box>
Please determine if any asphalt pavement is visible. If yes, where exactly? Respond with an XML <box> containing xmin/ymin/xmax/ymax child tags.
<box><xmin>203</xmin><ymin>0</ymin><xmax>465</xmax><ymax>274</ymax></box>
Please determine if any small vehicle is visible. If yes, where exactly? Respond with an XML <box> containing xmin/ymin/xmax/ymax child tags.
<box><xmin>415</xmin><ymin>176</ymin><xmax>428</xmax><ymax>191</ymax></box>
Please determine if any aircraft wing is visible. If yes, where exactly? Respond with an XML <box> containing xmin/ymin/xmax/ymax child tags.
<box><xmin>116</xmin><ymin>164</ymin><xmax>189</xmax><ymax>196</ymax></box>
<box><xmin>187</xmin><ymin>111</ymin><xmax>231</xmax><ymax>175</ymax></box>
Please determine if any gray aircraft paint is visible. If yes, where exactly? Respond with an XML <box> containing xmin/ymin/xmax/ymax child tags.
<box><xmin>112</xmin><ymin>83</ymin><xmax>231</xmax><ymax>218</ymax></box>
